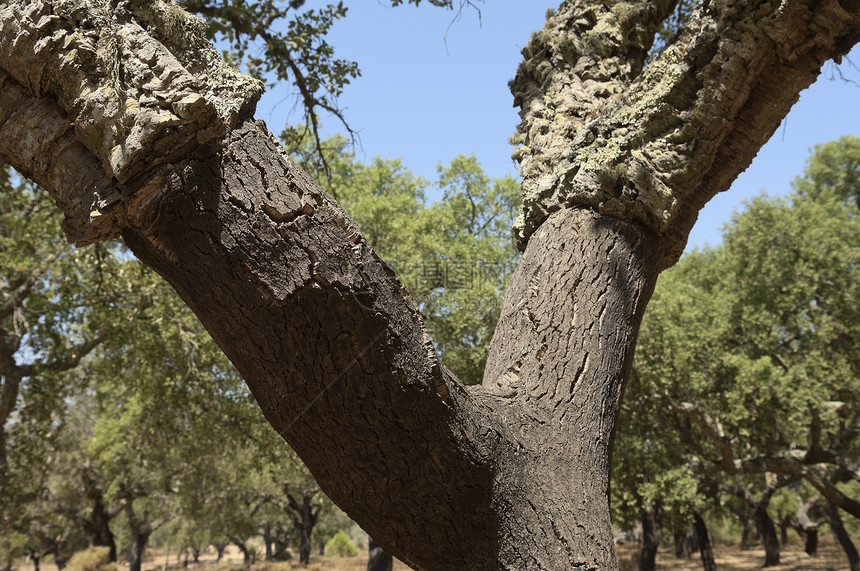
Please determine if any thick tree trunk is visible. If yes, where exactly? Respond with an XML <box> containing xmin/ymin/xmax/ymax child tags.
<box><xmin>367</xmin><ymin>539</ymin><xmax>393</xmax><ymax>571</ymax></box>
<box><xmin>2</xmin><ymin>1</ymin><xmax>860</xmax><ymax>569</ymax></box>
<box><xmin>692</xmin><ymin>513</ymin><xmax>716</xmax><ymax>571</ymax></box>
<box><xmin>828</xmin><ymin>503</ymin><xmax>860</xmax><ymax>571</ymax></box>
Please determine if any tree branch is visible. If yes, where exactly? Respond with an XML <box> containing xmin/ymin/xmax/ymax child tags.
<box><xmin>666</xmin><ymin>400</ymin><xmax>736</xmax><ymax>471</ymax></box>
<box><xmin>511</xmin><ymin>0</ymin><xmax>860</xmax><ymax>267</ymax></box>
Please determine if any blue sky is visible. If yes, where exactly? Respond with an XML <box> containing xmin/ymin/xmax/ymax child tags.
<box><xmin>256</xmin><ymin>1</ymin><xmax>860</xmax><ymax>251</ymax></box>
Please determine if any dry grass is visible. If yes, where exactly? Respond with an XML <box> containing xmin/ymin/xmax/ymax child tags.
<box><xmin>12</xmin><ymin>538</ymin><xmax>858</xmax><ymax>571</ymax></box>
<box><xmin>617</xmin><ymin>536</ymin><xmax>857</xmax><ymax>571</ymax></box>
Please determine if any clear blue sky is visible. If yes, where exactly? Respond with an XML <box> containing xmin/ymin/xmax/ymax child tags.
<box><xmin>256</xmin><ymin>1</ymin><xmax>860</xmax><ymax>251</ymax></box>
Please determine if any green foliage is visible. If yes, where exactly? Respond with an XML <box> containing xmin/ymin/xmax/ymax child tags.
<box><xmin>66</xmin><ymin>546</ymin><xmax>114</xmax><ymax>571</ymax></box>
<box><xmin>323</xmin><ymin>531</ymin><xmax>359</xmax><ymax>557</ymax></box>
<box><xmin>614</xmin><ymin>136</ymin><xmax>860</xmax><ymax>535</ymax></box>
<box><xmin>793</xmin><ymin>135</ymin><xmax>860</xmax><ymax>208</ymax></box>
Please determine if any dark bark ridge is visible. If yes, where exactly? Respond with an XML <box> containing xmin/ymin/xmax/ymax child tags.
<box><xmin>511</xmin><ymin>0</ymin><xmax>860</xmax><ymax>266</ymax></box>
<box><xmin>1</xmin><ymin>0</ymin><xmax>860</xmax><ymax>569</ymax></box>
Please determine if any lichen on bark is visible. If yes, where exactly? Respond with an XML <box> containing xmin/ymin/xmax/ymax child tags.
<box><xmin>0</xmin><ymin>0</ymin><xmax>263</xmax><ymax>226</ymax></box>
<box><xmin>511</xmin><ymin>0</ymin><xmax>860</xmax><ymax>267</ymax></box>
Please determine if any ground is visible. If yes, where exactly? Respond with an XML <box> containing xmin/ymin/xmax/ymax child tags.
<box><xmin>616</xmin><ymin>537</ymin><xmax>857</xmax><ymax>570</ymax></box>
<box><xmin>9</xmin><ymin>538</ymin><xmax>859</xmax><ymax>570</ymax></box>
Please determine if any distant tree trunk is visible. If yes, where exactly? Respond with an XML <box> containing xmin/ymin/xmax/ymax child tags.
<box><xmin>673</xmin><ymin>530</ymin><xmax>691</xmax><ymax>559</ymax></box>
<box><xmin>271</xmin><ymin>529</ymin><xmax>291</xmax><ymax>562</ymax></box>
<box><xmin>82</xmin><ymin>470</ymin><xmax>117</xmax><ymax>562</ymax></box>
<box><xmin>230</xmin><ymin>539</ymin><xmax>252</xmax><ymax>566</ymax></box>
<box><xmin>214</xmin><ymin>543</ymin><xmax>226</xmax><ymax>562</ymax></box>
<box><xmin>692</xmin><ymin>513</ymin><xmax>716</xmax><ymax>571</ymax></box>
<box><xmin>791</xmin><ymin>490</ymin><xmax>821</xmax><ymax>556</ymax></box>
<box><xmin>367</xmin><ymin>539</ymin><xmax>392</xmax><ymax>571</ymax></box>
<box><xmin>262</xmin><ymin>524</ymin><xmax>273</xmax><ymax>561</ymax></box>
<box><xmin>639</xmin><ymin>504</ymin><xmax>660</xmax><ymax>571</ymax></box>
<box><xmin>52</xmin><ymin>546</ymin><xmax>68</xmax><ymax>570</ymax></box>
<box><xmin>28</xmin><ymin>551</ymin><xmax>40</xmax><ymax>571</ymax></box>
<box><xmin>298</xmin><ymin>525</ymin><xmax>311</xmax><ymax>565</ymax></box>
<box><xmin>755</xmin><ymin>501</ymin><xmax>780</xmax><ymax>567</ymax></box>
<box><xmin>0</xmin><ymin>425</ymin><xmax>7</xmax><ymax>492</ymax></box>
<box><xmin>286</xmin><ymin>490</ymin><xmax>320</xmax><ymax>565</ymax></box>
<box><xmin>740</xmin><ymin>521</ymin><xmax>754</xmax><ymax>550</ymax></box>
<box><xmin>828</xmin><ymin>503</ymin><xmax>860</xmax><ymax>571</ymax></box>
<box><xmin>127</xmin><ymin>525</ymin><xmax>151</xmax><ymax>571</ymax></box>
<box><xmin>805</xmin><ymin>527</ymin><xmax>819</xmax><ymax>556</ymax></box>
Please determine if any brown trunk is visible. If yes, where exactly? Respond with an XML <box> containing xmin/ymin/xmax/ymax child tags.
<box><xmin>230</xmin><ymin>539</ymin><xmax>252</xmax><ymax>566</ymax></box>
<box><xmin>127</xmin><ymin>526</ymin><xmax>149</xmax><ymax>571</ymax></box>
<box><xmin>692</xmin><ymin>513</ymin><xmax>716</xmax><ymax>571</ymax></box>
<box><xmin>116</xmin><ymin>117</ymin><xmax>662</xmax><ymax>569</ymax></box>
<box><xmin>828</xmin><ymin>503</ymin><xmax>860</xmax><ymax>571</ymax></box>
<box><xmin>639</xmin><ymin>505</ymin><xmax>660</xmax><ymax>571</ymax></box>
<box><xmin>792</xmin><ymin>490</ymin><xmax>821</xmax><ymax>556</ymax></box>
<box><xmin>673</xmin><ymin>530</ymin><xmax>692</xmax><ymax>559</ymax></box>
<box><xmin>262</xmin><ymin>524</ymin><xmax>273</xmax><ymax>562</ymax></box>
<box><xmin>805</xmin><ymin>527</ymin><xmax>819</xmax><ymax>556</ymax></box>
<box><xmin>83</xmin><ymin>472</ymin><xmax>117</xmax><ymax>562</ymax></box>
<box><xmin>285</xmin><ymin>492</ymin><xmax>318</xmax><ymax>565</ymax></box>
<box><xmin>755</xmin><ymin>501</ymin><xmax>780</xmax><ymax>567</ymax></box>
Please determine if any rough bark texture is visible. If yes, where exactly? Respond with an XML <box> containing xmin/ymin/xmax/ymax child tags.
<box><xmin>1</xmin><ymin>0</ymin><xmax>860</xmax><ymax>569</ymax></box>
<box><xmin>511</xmin><ymin>0</ymin><xmax>860</xmax><ymax>267</ymax></box>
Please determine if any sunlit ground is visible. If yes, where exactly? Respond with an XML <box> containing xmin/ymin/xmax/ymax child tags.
<box><xmin>9</xmin><ymin>538</ymin><xmax>859</xmax><ymax>571</ymax></box>
<box><xmin>617</xmin><ymin>536</ymin><xmax>858</xmax><ymax>570</ymax></box>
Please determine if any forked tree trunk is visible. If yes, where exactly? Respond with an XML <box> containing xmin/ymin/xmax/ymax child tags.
<box><xmin>1</xmin><ymin>0</ymin><xmax>859</xmax><ymax>569</ymax></box>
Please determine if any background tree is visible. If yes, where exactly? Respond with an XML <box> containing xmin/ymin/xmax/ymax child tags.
<box><xmin>623</xmin><ymin>136</ymin><xmax>860</xmax><ymax>569</ymax></box>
